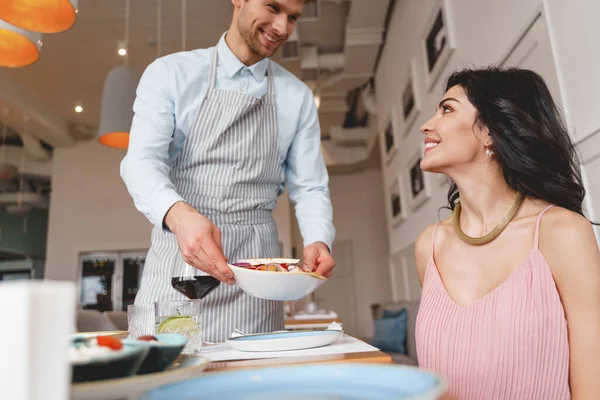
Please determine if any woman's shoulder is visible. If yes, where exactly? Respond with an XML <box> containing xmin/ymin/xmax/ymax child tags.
<box><xmin>539</xmin><ymin>205</ymin><xmax>597</xmax><ymax>272</ymax></box>
<box><xmin>540</xmin><ymin>205</ymin><xmax>592</xmax><ymax>239</ymax></box>
<box><xmin>415</xmin><ymin>218</ymin><xmax>452</xmax><ymax>281</ymax></box>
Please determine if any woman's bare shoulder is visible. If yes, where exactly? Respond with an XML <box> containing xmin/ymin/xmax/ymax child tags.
<box><xmin>415</xmin><ymin>218</ymin><xmax>452</xmax><ymax>284</ymax></box>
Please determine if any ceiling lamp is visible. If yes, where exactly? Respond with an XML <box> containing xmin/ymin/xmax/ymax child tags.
<box><xmin>98</xmin><ymin>0</ymin><xmax>138</xmax><ymax>150</ymax></box>
<box><xmin>0</xmin><ymin>0</ymin><xmax>78</xmax><ymax>34</ymax></box>
<box><xmin>98</xmin><ymin>66</ymin><xmax>138</xmax><ymax>149</ymax></box>
<box><xmin>0</xmin><ymin>19</ymin><xmax>41</xmax><ymax>68</ymax></box>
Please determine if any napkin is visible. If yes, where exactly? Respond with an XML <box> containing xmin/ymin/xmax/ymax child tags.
<box><xmin>0</xmin><ymin>281</ymin><xmax>76</xmax><ymax>400</ymax></box>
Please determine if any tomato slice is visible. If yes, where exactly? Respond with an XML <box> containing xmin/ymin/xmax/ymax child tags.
<box><xmin>97</xmin><ymin>335</ymin><xmax>123</xmax><ymax>350</ymax></box>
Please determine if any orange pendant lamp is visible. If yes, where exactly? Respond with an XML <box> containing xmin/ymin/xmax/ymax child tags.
<box><xmin>0</xmin><ymin>18</ymin><xmax>42</xmax><ymax>68</ymax></box>
<box><xmin>0</xmin><ymin>0</ymin><xmax>78</xmax><ymax>34</ymax></box>
<box><xmin>97</xmin><ymin>0</ymin><xmax>137</xmax><ymax>150</ymax></box>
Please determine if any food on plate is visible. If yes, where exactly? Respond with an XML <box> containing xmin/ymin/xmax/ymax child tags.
<box><xmin>97</xmin><ymin>335</ymin><xmax>124</xmax><ymax>350</ymax></box>
<box><xmin>69</xmin><ymin>336</ymin><xmax>123</xmax><ymax>364</ymax></box>
<box><xmin>137</xmin><ymin>335</ymin><xmax>159</xmax><ymax>341</ymax></box>
<box><xmin>232</xmin><ymin>259</ymin><xmax>317</xmax><ymax>275</ymax></box>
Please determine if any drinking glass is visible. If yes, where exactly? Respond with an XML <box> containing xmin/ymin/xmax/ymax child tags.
<box><xmin>155</xmin><ymin>300</ymin><xmax>202</xmax><ymax>354</ymax></box>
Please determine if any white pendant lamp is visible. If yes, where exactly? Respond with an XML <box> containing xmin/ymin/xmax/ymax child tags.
<box><xmin>0</xmin><ymin>0</ymin><xmax>78</xmax><ymax>34</ymax></box>
<box><xmin>0</xmin><ymin>18</ymin><xmax>41</xmax><ymax>68</ymax></box>
<box><xmin>97</xmin><ymin>0</ymin><xmax>138</xmax><ymax>150</ymax></box>
<box><xmin>98</xmin><ymin>66</ymin><xmax>139</xmax><ymax>149</ymax></box>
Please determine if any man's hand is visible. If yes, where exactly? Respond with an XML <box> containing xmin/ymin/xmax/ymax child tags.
<box><xmin>303</xmin><ymin>242</ymin><xmax>335</xmax><ymax>278</ymax></box>
<box><xmin>164</xmin><ymin>202</ymin><xmax>234</xmax><ymax>285</ymax></box>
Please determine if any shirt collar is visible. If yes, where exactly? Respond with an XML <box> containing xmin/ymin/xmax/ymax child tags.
<box><xmin>217</xmin><ymin>32</ymin><xmax>269</xmax><ymax>83</ymax></box>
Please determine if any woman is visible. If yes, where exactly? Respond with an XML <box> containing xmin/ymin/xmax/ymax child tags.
<box><xmin>414</xmin><ymin>67</ymin><xmax>600</xmax><ymax>400</ymax></box>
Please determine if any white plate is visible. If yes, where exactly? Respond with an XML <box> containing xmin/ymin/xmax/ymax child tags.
<box><xmin>225</xmin><ymin>329</ymin><xmax>344</xmax><ymax>352</ymax></box>
<box><xmin>71</xmin><ymin>355</ymin><xmax>210</xmax><ymax>400</ymax></box>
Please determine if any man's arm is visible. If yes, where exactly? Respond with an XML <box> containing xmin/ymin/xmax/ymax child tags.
<box><xmin>285</xmin><ymin>87</ymin><xmax>336</xmax><ymax>276</ymax></box>
<box><xmin>120</xmin><ymin>58</ymin><xmax>183</xmax><ymax>229</ymax></box>
<box><xmin>120</xmin><ymin>58</ymin><xmax>232</xmax><ymax>284</ymax></box>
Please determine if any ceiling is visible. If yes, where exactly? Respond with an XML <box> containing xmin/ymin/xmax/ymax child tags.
<box><xmin>1</xmin><ymin>0</ymin><xmax>390</xmax><ymax>147</ymax></box>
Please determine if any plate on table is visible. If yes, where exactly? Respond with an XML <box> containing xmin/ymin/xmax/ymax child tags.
<box><xmin>225</xmin><ymin>329</ymin><xmax>344</xmax><ymax>352</ymax></box>
<box><xmin>140</xmin><ymin>363</ymin><xmax>446</xmax><ymax>400</ymax></box>
<box><xmin>71</xmin><ymin>354</ymin><xmax>210</xmax><ymax>400</ymax></box>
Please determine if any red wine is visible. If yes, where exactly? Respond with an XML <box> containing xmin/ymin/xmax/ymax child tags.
<box><xmin>171</xmin><ymin>276</ymin><xmax>220</xmax><ymax>300</ymax></box>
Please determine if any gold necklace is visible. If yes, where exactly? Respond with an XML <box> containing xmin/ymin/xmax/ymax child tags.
<box><xmin>452</xmin><ymin>192</ymin><xmax>524</xmax><ymax>245</ymax></box>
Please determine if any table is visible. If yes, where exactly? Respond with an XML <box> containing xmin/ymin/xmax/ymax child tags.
<box><xmin>206</xmin><ymin>350</ymin><xmax>392</xmax><ymax>372</ymax></box>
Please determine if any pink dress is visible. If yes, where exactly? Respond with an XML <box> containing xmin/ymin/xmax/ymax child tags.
<box><xmin>416</xmin><ymin>205</ymin><xmax>571</xmax><ymax>399</ymax></box>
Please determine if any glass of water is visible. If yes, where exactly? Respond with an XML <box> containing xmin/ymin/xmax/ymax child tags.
<box><xmin>155</xmin><ymin>300</ymin><xmax>202</xmax><ymax>354</ymax></box>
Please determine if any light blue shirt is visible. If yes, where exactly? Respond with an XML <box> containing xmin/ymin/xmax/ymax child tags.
<box><xmin>120</xmin><ymin>33</ymin><xmax>335</xmax><ymax>249</ymax></box>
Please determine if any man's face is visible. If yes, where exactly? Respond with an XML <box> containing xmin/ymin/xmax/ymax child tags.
<box><xmin>236</xmin><ymin>0</ymin><xmax>303</xmax><ymax>58</ymax></box>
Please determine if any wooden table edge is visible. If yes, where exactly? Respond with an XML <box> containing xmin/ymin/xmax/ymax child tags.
<box><xmin>206</xmin><ymin>350</ymin><xmax>392</xmax><ymax>372</ymax></box>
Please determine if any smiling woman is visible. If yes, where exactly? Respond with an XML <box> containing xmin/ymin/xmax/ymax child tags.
<box><xmin>414</xmin><ymin>67</ymin><xmax>600</xmax><ymax>399</ymax></box>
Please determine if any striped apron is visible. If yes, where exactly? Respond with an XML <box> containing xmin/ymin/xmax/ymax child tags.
<box><xmin>135</xmin><ymin>48</ymin><xmax>284</xmax><ymax>342</ymax></box>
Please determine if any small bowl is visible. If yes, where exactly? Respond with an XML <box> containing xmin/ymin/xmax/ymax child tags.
<box><xmin>229</xmin><ymin>258</ymin><xmax>327</xmax><ymax>301</ymax></box>
<box><xmin>70</xmin><ymin>343</ymin><xmax>149</xmax><ymax>383</ymax></box>
<box><xmin>123</xmin><ymin>333</ymin><xmax>189</xmax><ymax>375</ymax></box>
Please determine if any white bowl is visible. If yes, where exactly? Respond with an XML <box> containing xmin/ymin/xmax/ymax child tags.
<box><xmin>229</xmin><ymin>258</ymin><xmax>327</xmax><ymax>301</ymax></box>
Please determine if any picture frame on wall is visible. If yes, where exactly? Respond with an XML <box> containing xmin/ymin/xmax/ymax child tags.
<box><xmin>381</xmin><ymin>108</ymin><xmax>398</xmax><ymax>165</ymax></box>
<box><xmin>387</xmin><ymin>174</ymin><xmax>406</xmax><ymax>228</ymax></box>
<box><xmin>406</xmin><ymin>149</ymin><xmax>431</xmax><ymax>211</ymax></box>
<box><xmin>399</xmin><ymin>59</ymin><xmax>421</xmax><ymax>137</ymax></box>
<box><xmin>421</xmin><ymin>0</ymin><xmax>456</xmax><ymax>91</ymax></box>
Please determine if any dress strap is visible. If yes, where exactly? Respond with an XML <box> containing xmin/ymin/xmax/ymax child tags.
<box><xmin>534</xmin><ymin>205</ymin><xmax>555</xmax><ymax>249</ymax></box>
<box><xmin>431</xmin><ymin>223</ymin><xmax>440</xmax><ymax>258</ymax></box>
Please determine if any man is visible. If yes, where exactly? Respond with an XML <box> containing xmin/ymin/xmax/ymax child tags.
<box><xmin>120</xmin><ymin>0</ymin><xmax>336</xmax><ymax>342</ymax></box>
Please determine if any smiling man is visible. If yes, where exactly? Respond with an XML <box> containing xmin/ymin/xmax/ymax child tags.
<box><xmin>120</xmin><ymin>0</ymin><xmax>336</xmax><ymax>342</ymax></box>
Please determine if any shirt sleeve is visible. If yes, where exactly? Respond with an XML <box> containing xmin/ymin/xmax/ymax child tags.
<box><xmin>120</xmin><ymin>58</ymin><xmax>184</xmax><ymax>230</ymax></box>
<box><xmin>285</xmin><ymin>88</ymin><xmax>336</xmax><ymax>251</ymax></box>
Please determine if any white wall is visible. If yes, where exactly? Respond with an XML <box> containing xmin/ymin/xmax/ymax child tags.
<box><xmin>543</xmin><ymin>0</ymin><xmax>600</xmax><ymax>144</ymax></box>
<box><xmin>45</xmin><ymin>142</ymin><xmax>151</xmax><ymax>282</ymax></box>
<box><xmin>45</xmin><ymin>141</ymin><xmax>294</xmax><ymax>283</ymax></box>
<box><xmin>543</xmin><ymin>0</ymin><xmax>600</xmax><ymax>234</ymax></box>
<box><xmin>291</xmin><ymin>168</ymin><xmax>391</xmax><ymax>338</ymax></box>
<box><xmin>375</xmin><ymin>0</ymin><xmax>600</xmax><ymax>299</ymax></box>
<box><xmin>328</xmin><ymin>169</ymin><xmax>392</xmax><ymax>338</ymax></box>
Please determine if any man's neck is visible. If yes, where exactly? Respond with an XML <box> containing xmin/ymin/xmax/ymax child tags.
<box><xmin>225</xmin><ymin>28</ymin><xmax>264</xmax><ymax>66</ymax></box>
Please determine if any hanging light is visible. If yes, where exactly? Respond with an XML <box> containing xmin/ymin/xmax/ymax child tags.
<box><xmin>97</xmin><ymin>0</ymin><xmax>138</xmax><ymax>150</ymax></box>
<box><xmin>0</xmin><ymin>18</ymin><xmax>41</xmax><ymax>68</ymax></box>
<box><xmin>98</xmin><ymin>66</ymin><xmax>138</xmax><ymax>149</ymax></box>
<box><xmin>0</xmin><ymin>0</ymin><xmax>78</xmax><ymax>34</ymax></box>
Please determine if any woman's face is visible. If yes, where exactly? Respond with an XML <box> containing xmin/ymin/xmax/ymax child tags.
<box><xmin>419</xmin><ymin>85</ymin><xmax>490</xmax><ymax>173</ymax></box>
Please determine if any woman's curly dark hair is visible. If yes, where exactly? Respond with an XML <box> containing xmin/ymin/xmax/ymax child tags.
<box><xmin>443</xmin><ymin>67</ymin><xmax>586</xmax><ymax>217</ymax></box>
